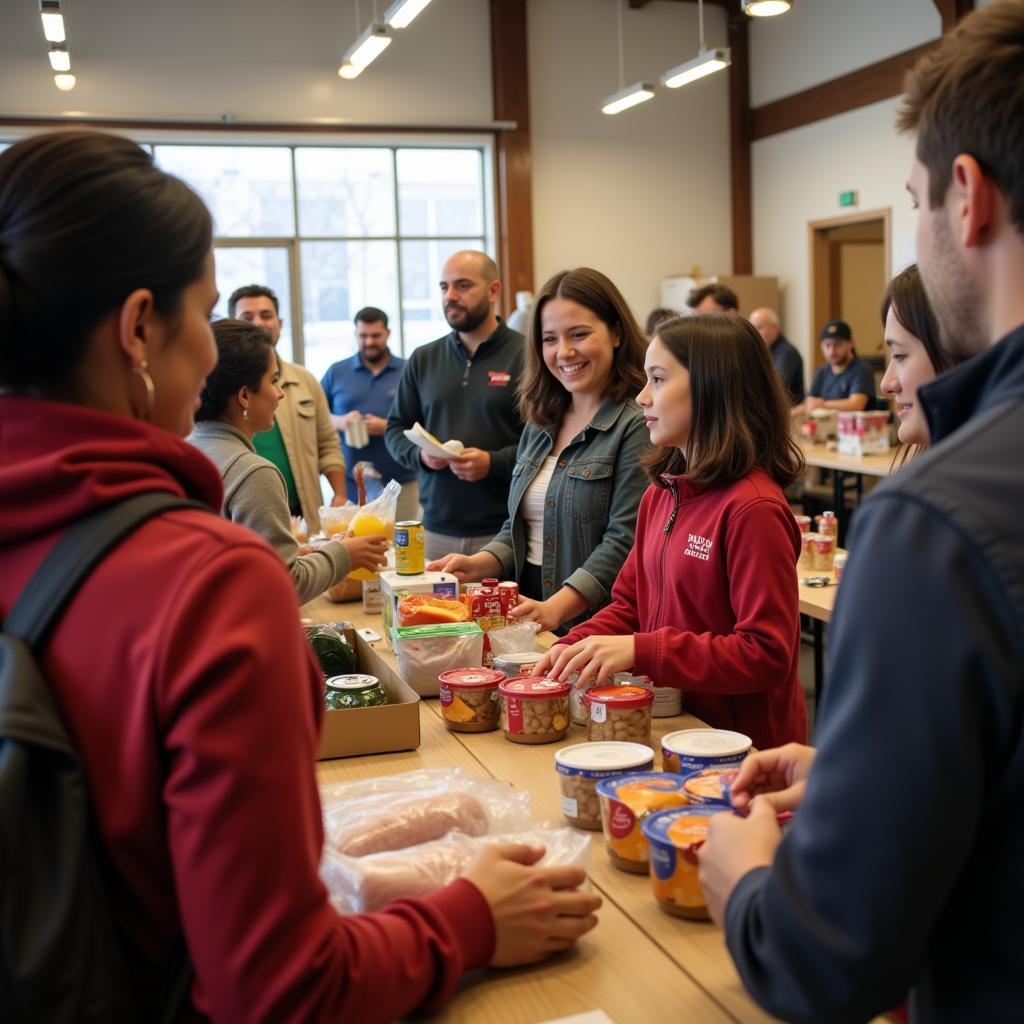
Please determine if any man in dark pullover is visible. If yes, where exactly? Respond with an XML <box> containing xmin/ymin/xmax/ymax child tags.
<box><xmin>697</xmin><ymin>6</ymin><xmax>1024</xmax><ymax>1022</ymax></box>
<box><xmin>385</xmin><ymin>250</ymin><xmax>524</xmax><ymax>561</ymax></box>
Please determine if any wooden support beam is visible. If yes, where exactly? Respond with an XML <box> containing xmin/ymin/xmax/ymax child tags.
<box><xmin>490</xmin><ymin>0</ymin><xmax>534</xmax><ymax>317</ymax></box>
<box><xmin>751</xmin><ymin>41</ymin><xmax>936</xmax><ymax>141</ymax></box>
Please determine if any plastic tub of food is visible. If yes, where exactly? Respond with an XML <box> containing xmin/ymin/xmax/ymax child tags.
<box><xmin>642</xmin><ymin>806</ymin><xmax>730</xmax><ymax>919</ymax></box>
<box><xmin>492</xmin><ymin>651</ymin><xmax>543</xmax><ymax>677</ymax></box>
<box><xmin>555</xmin><ymin>742</ymin><xmax>654</xmax><ymax>831</ymax></box>
<box><xmin>794</xmin><ymin>514</ymin><xmax>812</xmax><ymax>533</ymax></box>
<box><xmin>681</xmin><ymin>767</ymin><xmax>738</xmax><ymax>806</ymax></box>
<box><xmin>595</xmin><ymin>773</ymin><xmax>689</xmax><ymax>873</ymax></box>
<box><xmin>833</xmin><ymin>550</ymin><xmax>848</xmax><ymax>583</ymax></box>
<box><xmin>799</xmin><ymin>532</ymin><xmax>836</xmax><ymax>572</ymax></box>
<box><xmin>438</xmin><ymin>667</ymin><xmax>506</xmax><ymax>733</ymax></box>
<box><xmin>498</xmin><ymin>677</ymin><xmax>571</xmax><ymax>745</ymax></box>
<box><xmin>584</xmin><ymin>685</ymin><xmax>654</xmax><ymax>744</ymax></box>
<box><xmin>660</xmin><ymin>729</ymin><xmax>751</xmax><ymax>775</ymax></box>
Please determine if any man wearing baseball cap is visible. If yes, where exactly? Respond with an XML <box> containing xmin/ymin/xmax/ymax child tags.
<box><xmin>793</xmin><ymin>319</ymin><xmax>876</xmax><ymax>416</ymax></box>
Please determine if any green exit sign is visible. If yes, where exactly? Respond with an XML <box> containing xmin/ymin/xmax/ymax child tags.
<box><xmin>839</xmin><ymin>190</ymin><xmax>858</xmax><ymax>207</ymax></box>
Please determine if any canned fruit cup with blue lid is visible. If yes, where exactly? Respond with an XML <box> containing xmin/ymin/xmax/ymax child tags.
<box><xmin>660</xmin><ymin>728</ymin><xmax>751</xmax><ymax>775</ymax></box>
<box><xmin>498</xmin><ymin>677</ymin><xmax>571</xmax><ymax>745</ymax></box>
<box><xmin>438</xmin><ymin>667</ymin><xmax>506</xmax><ymax>733</ymax></box>
<box><xmin>596</xmin><ymin>773</ymin><xmax>690</xmax><ymax>873</ymax></box>
<box><xmin>681</xmin><ymin>767</ymin><xmax>739</xmax><ymax>806</ymax></box>
<box><xmin>584</xmin><ymin>685</ymin><xmax>655</xmax><ymax>744</ymax></box>
<box><xmin>642</xmin><ymin>805</ymin><xmax>731</xmax><ymax>919</ymax></box>
<box><xmin>555</xmin><ymin>742</ymin><xmax>655</xmax><ymax>831</ymax></box>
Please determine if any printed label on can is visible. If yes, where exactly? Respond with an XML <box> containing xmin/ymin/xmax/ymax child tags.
<box><xmin>505</xmin><ymin>696</ymin><xmax>524</xmax><ymax>733</ymax></box>
<box><xmin>608</xmin><ymin>799</ymin><xmax>636</xmax><ymax>839</ymax></box>
<box><xmin>590</xmin><ymin>702</ymin><xmax>607</xmax><ymax>724</ymax></box>
<box><xmin>649</xmin><ymin>838</ymin><xmax>677</xmax><ymax>881</ymax></box>
<box><xmin>438</xmin><ymin>684</ymin><xmax>453</xmax><ymax>708</ymax></box>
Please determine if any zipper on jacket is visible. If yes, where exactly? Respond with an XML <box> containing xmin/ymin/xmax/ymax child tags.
<box><xmin>652</xmin><ymin>481</ymin><xmax>679</xmax><ymax>630</ymax></box>
<box><xmin>462</xmin><ymin>358</ymin><xmax>472</xmax><ymax>387</ymax></box>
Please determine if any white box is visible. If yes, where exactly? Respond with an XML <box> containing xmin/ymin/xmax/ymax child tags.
<box><xmin>378</xmin><ymin>570</ymin><xmax>459</xmax><ymax>637</ymax></box>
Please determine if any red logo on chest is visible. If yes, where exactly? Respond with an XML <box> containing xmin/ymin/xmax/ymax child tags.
<box><xmin>487</xmin><ymin>371</ymin><xmax>511</xmax><ymax>387</ymax></box>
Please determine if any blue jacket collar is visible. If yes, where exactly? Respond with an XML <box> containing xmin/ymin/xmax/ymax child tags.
<box><xmin>921</xmin><ymin>323</ymin><xmax>1024</xmax><ymax>444</ymax></box>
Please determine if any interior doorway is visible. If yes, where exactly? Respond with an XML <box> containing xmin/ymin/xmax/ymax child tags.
<box><xmin>808</xmin><ymin>209</ymin><xmax>891</xmax><ymax>372</ymax></box>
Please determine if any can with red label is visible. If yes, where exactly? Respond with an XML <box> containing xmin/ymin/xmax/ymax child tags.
<box><xmin>497</xmin><ymin>580</ymin><xmax>520</xmax><ymax>614</ymax></box>
<box><xmin>595</xmin><ymin>773</ymin><xmax>689</xmax><ymax>873</ymax></box>
<box><xmin>498</xmin><ymin>677</ymin><xmax>570</xmax><ymax>745</ymax></box>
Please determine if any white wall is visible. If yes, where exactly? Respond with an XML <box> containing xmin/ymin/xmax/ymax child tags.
<box><xmin>0</xmin><ymin>0</ymin><xmax>492</xmax><ymax>123</ymax></box>
<box><xmin>529</xmin><ymin>0</ymin><xmax>732</xmax><ymax>319</ymax></box>
<box><xmin>748</xmin><ymin>0</ymin><xmax>949</xmax><ymax>379</ymax></box>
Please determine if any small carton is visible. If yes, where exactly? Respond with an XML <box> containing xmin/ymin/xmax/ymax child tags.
<box><xmin>317</xmin><ymin>625</ymin><xmax>421</xmax><ymax>760</ymax></box>
<box><xmin>379</xmin><ymin>570</ymin><xmax>459</xmax><ymax>639</ymax></box>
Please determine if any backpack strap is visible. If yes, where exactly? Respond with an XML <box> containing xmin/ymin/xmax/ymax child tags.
<box><xmin>4</xmin><ymin>492</ymin><xmax>208</xmax><ymax>650</ymax></box>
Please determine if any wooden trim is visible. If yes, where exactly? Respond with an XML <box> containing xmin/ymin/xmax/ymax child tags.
<box><xmin>808</xmin><ymin>208</ymin><xmax>891</xmax><ymax>370</ymax></box>
<box><xmin>751</xmin><ymin>41</ymin><xmax>936</xmax><ymax>141</ymax></box>
<box><xmin>727</xmin><ymin>7</ymin><xmax>751</xmax><ymax>273</ymax></box>
<box><xmin>490</xmin><ymin>0</ymin><xmax>534</xmax><ymax>317</ymax></box>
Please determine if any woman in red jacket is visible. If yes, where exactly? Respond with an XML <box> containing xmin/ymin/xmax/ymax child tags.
<box><xmin>0</xmin><ymin>131</ymin><xmax>598</xmax><ymax>1023</ymax></box>
<box><xmin>536</xmin><ymin>314</ymin><xmax>808</xmax><ymax>749</ymax></box>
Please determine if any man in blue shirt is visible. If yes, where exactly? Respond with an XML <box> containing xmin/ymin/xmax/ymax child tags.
<box><xmin>320</xmin><ymin>307</ymin><xmax>419</xmax><ymax>521</ymax></box>
<box><xmin>794</xmin><ymin>319</ymin><xmax>876</xmax><ymax>415</ymax></box>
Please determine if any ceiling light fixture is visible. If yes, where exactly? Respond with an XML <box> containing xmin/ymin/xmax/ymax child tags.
<box><xmin>601</xmin><ymin>0</ymin><xmax>654</xmax><ymax>116</ymax></box>
<box><xmin>54</xmin><ymin>73</ymin><xmax>76</xmax><ymax>91</ymax></box>
<box><xmin>384</xmin><ymin>0</ymin><xmax>432</xmax><ymax>29</ymax></box>
<box><xmin>338</xmin><ymin>0</ymin><xmax>392</xmax><ymax>81</ymax></box>
<box><xmin>39</xmin><ymin>0</ymin><xmax>66</xmax><ymax>43</ymax></box>
<box><xmin>48</xmin><ymin>45</ymin><xmax>70</xmax><ymax>72</ymax></box>
<box><xmin>742</xmin><ymin>0</ymin><xmax>793</xmax><ymax>16</ymax></box>
<box><xmin>661</xmin><ymin>0</ymin><xmax>730</xmax><ymax>90</ymax></box>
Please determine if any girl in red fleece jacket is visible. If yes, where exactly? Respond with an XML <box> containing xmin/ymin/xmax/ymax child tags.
<box><xmin>536</xmin><ymin>314</ymin><xmax>808</xmax><ymax>749</ymax></box>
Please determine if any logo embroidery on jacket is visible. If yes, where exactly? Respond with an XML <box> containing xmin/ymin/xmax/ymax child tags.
<box><xmin>487</xmin><ymin>371</ymin><xmax>511</xmax><ymax>387</ymax></box>
<box><xmin>684</xmin><ymin>533</ymin><xmax>713</xmax><ymax>562</ymax></box>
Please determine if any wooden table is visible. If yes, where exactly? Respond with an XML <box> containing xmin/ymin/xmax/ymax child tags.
<box><xmin>799</xmin><ymin>441</ymin><xmax>891</xmax><ymax>545</ymax></box>
<box><xmin>304</xmin><ymin>595</ymin><xmax>776</xmax><ymax>1024</ymax></box>
<box><xmin>798</xmin><ymin>558</ymin><xmax>842</xmax><ymax>711</ymax></box>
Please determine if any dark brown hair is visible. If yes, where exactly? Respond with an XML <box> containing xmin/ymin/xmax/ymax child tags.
<box><xmin>643</xmin><ymin>314</ymin><xmax>805</xmax><ymax>489</ymax></box>
<box><xmin>881</xmin><ymin>263</ymin><xmax>956</xmax><ymax>468</ymax></box>
<box><xmin>896</xmin><ymin>1</ymin><xmax>1024</xmax><ymax>233</ymax></box>
<box><xmin>196</xmin><ymin>319</ymin><xmax>275</xmax><ymax>422</ymax></box>
<box><xmin>644</xmin><ymin>307</ymin><xmax>679</xmax><ymax>337</ymax></box>
<box><xmin>228</xmin><ymin>284</ymin><xmax>279</xmax><ymax>317</ymax></box>
<box><xmin>687</xmin><ymin>283</ymin><xmax>739</xmax><ymax>312</ymax></box>
<box><xmin>517</xmin><ymin>268</ymin><xmax>647</xmax><ymax>428</ymax></box>
<box><xmin>0</xmin><ymin>131</ymin><xmax>211</xmax><ymax>394</ymax></box>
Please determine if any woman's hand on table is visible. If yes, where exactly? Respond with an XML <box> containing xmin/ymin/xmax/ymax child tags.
<box><xmin>538</xmin><ymin>635</ymin><xmax>635</xmax><ymax>687</ymax></box>
<box><xmin>463</xmin><ymin>843</ymin><xmax>601</xmax><ymax>966</ymax></box>
<box><xmin>698</xmin><ymin>798</ymin><xmax>781</xmax><ymax>927</ymax></box>
<box><xmin>341</xmin><ymin>534</ymin><xmax>389</xmax><ymax>574</ymax></box>
<box><xmin>727</xmin><ymin>742</ymin><xmax>817</xmax><ymax>815</ymax></box>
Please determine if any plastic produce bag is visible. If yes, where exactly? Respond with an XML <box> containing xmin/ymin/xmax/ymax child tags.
<box><xmin>487</xmin><ymin>620</ymin><xmax>542</xmax><ymax>657</ymax></box>
<box><xmin>390</xmin><ymin>623</ymin><xmax>484</xmax><ymax>696</ymax></box>
<box><xmin>347</xmin><ymin>479</ymin><xmax>401</xmax><ymax>581</ymax></box>
<box><xmin>319</xmin><ymin>503</ymin><xmax>359</xmax><ymax>538</ymax></box>
<box><xmin>321</xmin><ymin>827</ymin><xmax>592</xmax><ymax>914</ymax></box>
<box><xmin>318</xmin><ymin>768</ymin><xmax>535</xmax><ymax>855</ymax></box>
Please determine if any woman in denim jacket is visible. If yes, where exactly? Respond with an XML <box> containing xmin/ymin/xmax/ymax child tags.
<box><xmin>428</xmin><ymin>268</ymin><xmax>650</xmax><ymax>632</ymax></box>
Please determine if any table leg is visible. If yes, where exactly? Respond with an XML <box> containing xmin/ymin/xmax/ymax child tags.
<box><xmin>833</xmin><ymin>470</ymin><xmax>847</xmax><ymax>547</ymax></box>
<box><xmin>813</xmin><ymin>618</ymin><xmax>824</xmax><ymax>719</ymax></box>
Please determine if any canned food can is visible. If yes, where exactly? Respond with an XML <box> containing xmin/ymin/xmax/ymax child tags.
<box><xmin>497</xmin><ymin>580</ymin><xmax>520</xmax><ymax>614</ymax></box>
<box><xmin>394</xmin><ymin>520</ymin><xmax>425</xmax><ymax>576</ymax></box>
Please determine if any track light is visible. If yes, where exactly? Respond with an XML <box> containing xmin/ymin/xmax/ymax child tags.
<box><xmin>338</xmin><ymin>22</ymin><xmax>392</xmax><ymax>79</ymax></box>
<box><xmin>661</xmin><ymin>48</ymin><xmax>731</xmax><ymax>89</ymax></box>
<box><xmin>384</xmin><ymin>0</ymin><xmax>433</xmax><ymax>29</ymax></box>
<box><xmin>742</xmin><ymin>0</ymin><xmax>793</xmax><ymax>16</ymax></box>
<box><xmin>601</xmin><ymin>83</ymin><xmax>656</xmax><ymax>115</ymax></box>
<box><xmin>48</xmin><ymin>45</ymin><xmax>70</xmax><ymax>72</ymax></box>
<box><xmin>39</xmin><ymin>0</ymin><xmax>65</xmax><ymax>42</ymax></box>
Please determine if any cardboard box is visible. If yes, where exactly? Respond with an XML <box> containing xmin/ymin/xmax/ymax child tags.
<box><xmin>317</xmin><ymin>626</ymin><xmax>421</xmax><ymax>760</ymax></box>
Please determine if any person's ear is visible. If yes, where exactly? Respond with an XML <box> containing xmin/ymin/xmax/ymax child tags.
<box><xmin>951</xmin><ymin>153</ymin><xmax>995</xmax><ymax>249</ymax></box>
<box><xmin>488</xmin><ymin>279</ymin><xmax>501</xmax><ymax>306</ymax></box>
<box><xmin>116</xmin><ymin>288</ymin><xmax>159</xmax><ymax>370</ymax></box>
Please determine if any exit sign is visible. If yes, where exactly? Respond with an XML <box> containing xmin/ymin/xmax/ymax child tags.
<box><xmin>839</xmin><ymin>190</ymin><xmax>858</xmax><ymax>207</ymax></box>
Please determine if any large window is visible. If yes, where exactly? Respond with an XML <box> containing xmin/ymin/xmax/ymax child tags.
<box><xmin>152</xmin><ymin>143</ymin><xmax>492</xmax><ymax>380</ymax></box>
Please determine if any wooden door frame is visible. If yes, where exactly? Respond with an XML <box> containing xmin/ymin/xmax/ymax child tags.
<box><xmin>809</xmin><ymin>208</ymin><xmax>891</xmax><ymax>368</ymax></box>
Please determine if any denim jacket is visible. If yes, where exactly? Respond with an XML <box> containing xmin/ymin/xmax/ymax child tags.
<box><xmin>481</xmin><ymin>396</ymin><xmax>650</xmax><ymax>621</ymax></box>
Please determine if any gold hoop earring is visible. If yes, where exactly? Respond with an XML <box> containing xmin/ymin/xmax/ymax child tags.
<box><xmin>131</xmin><ymin>359</ymin><xmax>156</xmax><ymax>421</ymax></box>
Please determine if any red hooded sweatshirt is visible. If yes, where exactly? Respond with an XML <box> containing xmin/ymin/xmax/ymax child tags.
<box><xmin>562</xmin><ymin>470</ymin><xmax>807</xmax><ymax>749</ymax></box>
<box><xmin>0</xmin><ymin>396</ymin><xmax>494</xmax><ymax>1022</ymax></box>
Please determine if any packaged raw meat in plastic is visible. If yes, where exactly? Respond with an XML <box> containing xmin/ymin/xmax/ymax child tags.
<box><xmin>318</xmin><ymin>767</ymin><xmax>534</xmax><ymax>857</ymax></box>
<box><xmin>321</xmin><ymin>826</ymin><xmax>592</xmax><ymax>915</ymax></box>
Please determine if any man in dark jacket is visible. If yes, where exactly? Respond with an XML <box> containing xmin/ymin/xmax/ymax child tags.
<box><xmin>385</xmin><ymin>250</ymin><xmax>524</xmax><ymax>561</ymax></box>
<box><xmin>697</xmin><ymin>5</ymin><xmax>1024</xmax><ymax>1022</ymax></box>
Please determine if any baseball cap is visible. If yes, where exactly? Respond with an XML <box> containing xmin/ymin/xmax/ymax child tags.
<box><xmin>819</xmin><ymin>320</ymin><xmax>852</xmax><ymax>341</ymax></box>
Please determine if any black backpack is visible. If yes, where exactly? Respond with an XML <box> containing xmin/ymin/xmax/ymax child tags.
<box><xmin>0</xmin><ymin>493</ymin><xmax>205</xmax><ymax>1023</ymax></box>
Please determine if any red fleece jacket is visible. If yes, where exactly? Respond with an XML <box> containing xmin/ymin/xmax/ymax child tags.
<box><xmin>562</xmin><ymin>470</ymin><xmax>807</xmax><ymax>749</ymax></box>
<box><xmin>0</xmin><ymin>396</ymin><xmax>494</xmax><ymax>1023</ymax></box>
